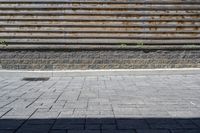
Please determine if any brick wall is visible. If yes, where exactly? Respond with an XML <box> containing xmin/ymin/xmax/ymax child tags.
<box><xmin>0</xmin><ymin>49</ymin><xmax>200</xmax><ymax>70</ymax></box>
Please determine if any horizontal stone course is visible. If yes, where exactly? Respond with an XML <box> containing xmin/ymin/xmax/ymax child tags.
<box><xmin>0</xmin><ymin>50</ymin><xmax>200</xmax><ymax>70</ymax></box>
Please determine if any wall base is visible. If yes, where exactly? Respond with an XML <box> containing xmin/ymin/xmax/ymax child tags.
<box><xmin>0</xmin><ymin>49</ymin><xmax>200</xmax><ymax>70</ymax></box>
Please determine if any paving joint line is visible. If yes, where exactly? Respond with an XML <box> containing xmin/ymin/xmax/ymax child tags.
<box><xmin>48</xmin><ymin>111</ymin><xmax>61</xmax><ymax>133</ymax></box>
<box><xmin>25</xmin><ymin>92</ymin><xmax>45</xmax><ymax>108</ymax></box>
<box><xmin>13</xmin><ymin>108</ymin><xmax>39</xmax><ymax>133</ymax></box>
<box><xmin>0</xmin><ymin>98</ymin><xmax>19</xmax><ymax>109</ymax></box>
<box><xmin>0</xmin><ymin>108</ymin><xmax>13</xmax><ymax>118</ymax></box>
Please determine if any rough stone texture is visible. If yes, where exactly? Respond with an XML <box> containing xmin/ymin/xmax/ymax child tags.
<box><xmin>0</xmin><ymin>50</ymin><xmax>200</xmax><ymax>70</ymax></box>
<box><xmin>0</xmin><ymin>73</ymin><xmax>200</xmax><ymax>133</ymax></box>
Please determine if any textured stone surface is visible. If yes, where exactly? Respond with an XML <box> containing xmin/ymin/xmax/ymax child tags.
<box><xmin>0</xmin><ymin>73</ymin><xmax>200</xmax><ymax>133</ymax></box>
<box><xmin>0</xmin><ymin>50</ymin><xmax>200</xmax><ymax>70</ymax></box>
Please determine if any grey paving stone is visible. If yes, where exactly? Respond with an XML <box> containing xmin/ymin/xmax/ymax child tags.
<box><xmin>0</xmin><ymin>72</ymin><xmax>200</xmax><ymax>133</ymax></box>
<box><xmin>136</xmin><ymin>130</ymin><xmax>170</xmax><ymax>133</ymax></box>
<box><xmin>102</xmin><ymin>130</ymin><xmax>136</xmax><ymax>133</ymax></box>
<box><xmin>176</xmin><ymin>119</ymin><xmax>199</xmax><ymax>129</ymax></box>
<box><xmin>5</xmin><ymin>108</ymin><xmax>36</xmax><ymax>116</ymax></box>
<box><xmin>147</xmin><ymin>119</ymin><xmax>182</xmax><ymax>129</ymax></box>
<box><xmin>85</xmin><ymin>119</ymin><xmax>103</xmax><ymax>124</ymax></box>
<box><xmin>53</xmin><ymin>124</ymin><xmax>84</xmax><ymax>130</ymax></box>
<box><xmin>117</xmin><ymin>119</ymin><xmax>149</xmax><ymax>129</ymax></box>
<box><xmin>25</xmin><ymin>119</ymin><xmax>55</xmax><ymax>125</ymax></box>
<box><xmin>30</xmin><ymin>111</ymin><xmax>60</xmax><ymax>119</ymax></box>
<box><xmin>101</xmin><ymin>124</ymin><xmax>117</xmax><ymax>130</ymax></box>
<box><xmin>49</xmin><ymin>130</ymin><xmax>66</xmax><ymax>133</ymax></box>
<box><xmin>0</xmin><ymin>130</ymin><xmax>14</xmax><ymax>133</ymax></box>
<box><xmin>0</xmin><ymin>108</ymin><xmax>12</xmax><ymax>113</ymax></box>
<box><xmin>85</xmin><ymin>124</ymin><xmax>101</xmax><ymax>130</ymax></box>
<box><xmin>192</xmin><ymin>119</ymin><xmax>200</xmax><ymax>127</ymax></box>
<box><xmin>0</xmin><ymin>120</ymin><xmax>24</xmax><ymax>130</ymax></box>
<box><xmin>54</xmin><ymin>119</ymin><xmax>86</xmax><ymax>125</ymax></box>
<box><xmin>16</xmin><ymin>128</ymin><xmax>35</xmax><ymax>133</ymax></box>
<box><xmin>68</xmin><ymin>130</ymin><xmax>100</xmax><ymax>133</ymax></box>
<box><xmin>0</xmin><ymin>112</ymin><xmax>6</xmax><ymax>117</ymax></box>
<box><xmin>170</xmin><ymin>130</ymin><xmax>200</xmax><ymax>133</ymax></box>
<box><xmin>15</xmin><ymin>125</ymin><xmax>51</xmax><ymax>133</ymax></box>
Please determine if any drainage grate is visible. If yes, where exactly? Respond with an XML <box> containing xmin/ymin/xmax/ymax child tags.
<box><xmin>22</xmin><ymin>77</ymin><xmax>50</xmax><ymax>81</ymax></box>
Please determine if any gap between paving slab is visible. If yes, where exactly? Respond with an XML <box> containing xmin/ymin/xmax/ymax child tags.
<box><xmin>0</xmin><ymin>68</ymin><xmax>200</xmax><ymax>77</ymax></box>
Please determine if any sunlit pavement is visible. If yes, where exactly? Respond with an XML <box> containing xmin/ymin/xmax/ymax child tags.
<box><xmin>0</xmin><ymin>72</ymin><xmax>200</xmax><ymax>133</ymax></box>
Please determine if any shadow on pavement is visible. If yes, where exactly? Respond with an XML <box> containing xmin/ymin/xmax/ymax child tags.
<box><xmin>0</xmin><ymin>118</ymin><xmax>200</xmax><ymax>133</ymax></box>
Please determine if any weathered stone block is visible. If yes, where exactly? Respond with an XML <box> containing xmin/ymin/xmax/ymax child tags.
<box><xmin>0</xmin><ymin>50</ymin><xmax>199</xmax><ymax>70</ymax></box>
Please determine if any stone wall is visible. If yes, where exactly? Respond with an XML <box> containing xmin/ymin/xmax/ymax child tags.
<box><xmin>0</xmin><ymin>49</ymin><xmax>200</xmax><ymax>70</ymax></box>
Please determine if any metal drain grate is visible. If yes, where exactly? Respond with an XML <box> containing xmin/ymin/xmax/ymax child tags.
<box><xmin>22</xmin><ymin>77</ymin><xmax>49</xmax><ymax>81</ymax></box>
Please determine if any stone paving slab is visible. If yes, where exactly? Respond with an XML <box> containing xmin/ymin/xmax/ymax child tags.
<box><xmin>0</xmin><ymin>72</ymin><xmax>200</xmax><ymax>133</ymax></box>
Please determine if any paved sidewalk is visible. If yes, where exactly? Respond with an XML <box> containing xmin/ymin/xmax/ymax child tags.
<box><xmin>0</xmin><ymin>72</ymin><xmax>200</xmax><ymax>133</ymax></box>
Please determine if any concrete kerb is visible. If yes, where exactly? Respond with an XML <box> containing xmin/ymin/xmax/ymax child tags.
<box><xmin>0</xmin><ymin>68</ymin><xmax>200</xmax><ymax>77</ymax></box>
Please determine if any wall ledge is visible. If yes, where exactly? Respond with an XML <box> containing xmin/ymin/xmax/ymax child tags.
<box><xmin>0</xmin><ymin>45</ymin><xmax>200</xmax><ymax>51</ymax></box>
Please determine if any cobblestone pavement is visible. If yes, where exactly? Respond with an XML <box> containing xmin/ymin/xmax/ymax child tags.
<box><xmin>0</xmin><ymin>73</ymin><xmax>200</xmax><ymax>133</ymax></box>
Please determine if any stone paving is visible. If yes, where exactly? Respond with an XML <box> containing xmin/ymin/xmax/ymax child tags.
<box><xmin>0</xmin><ymin>73</ymin><xmax>200</xmax><ymax>133</ymax></box>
